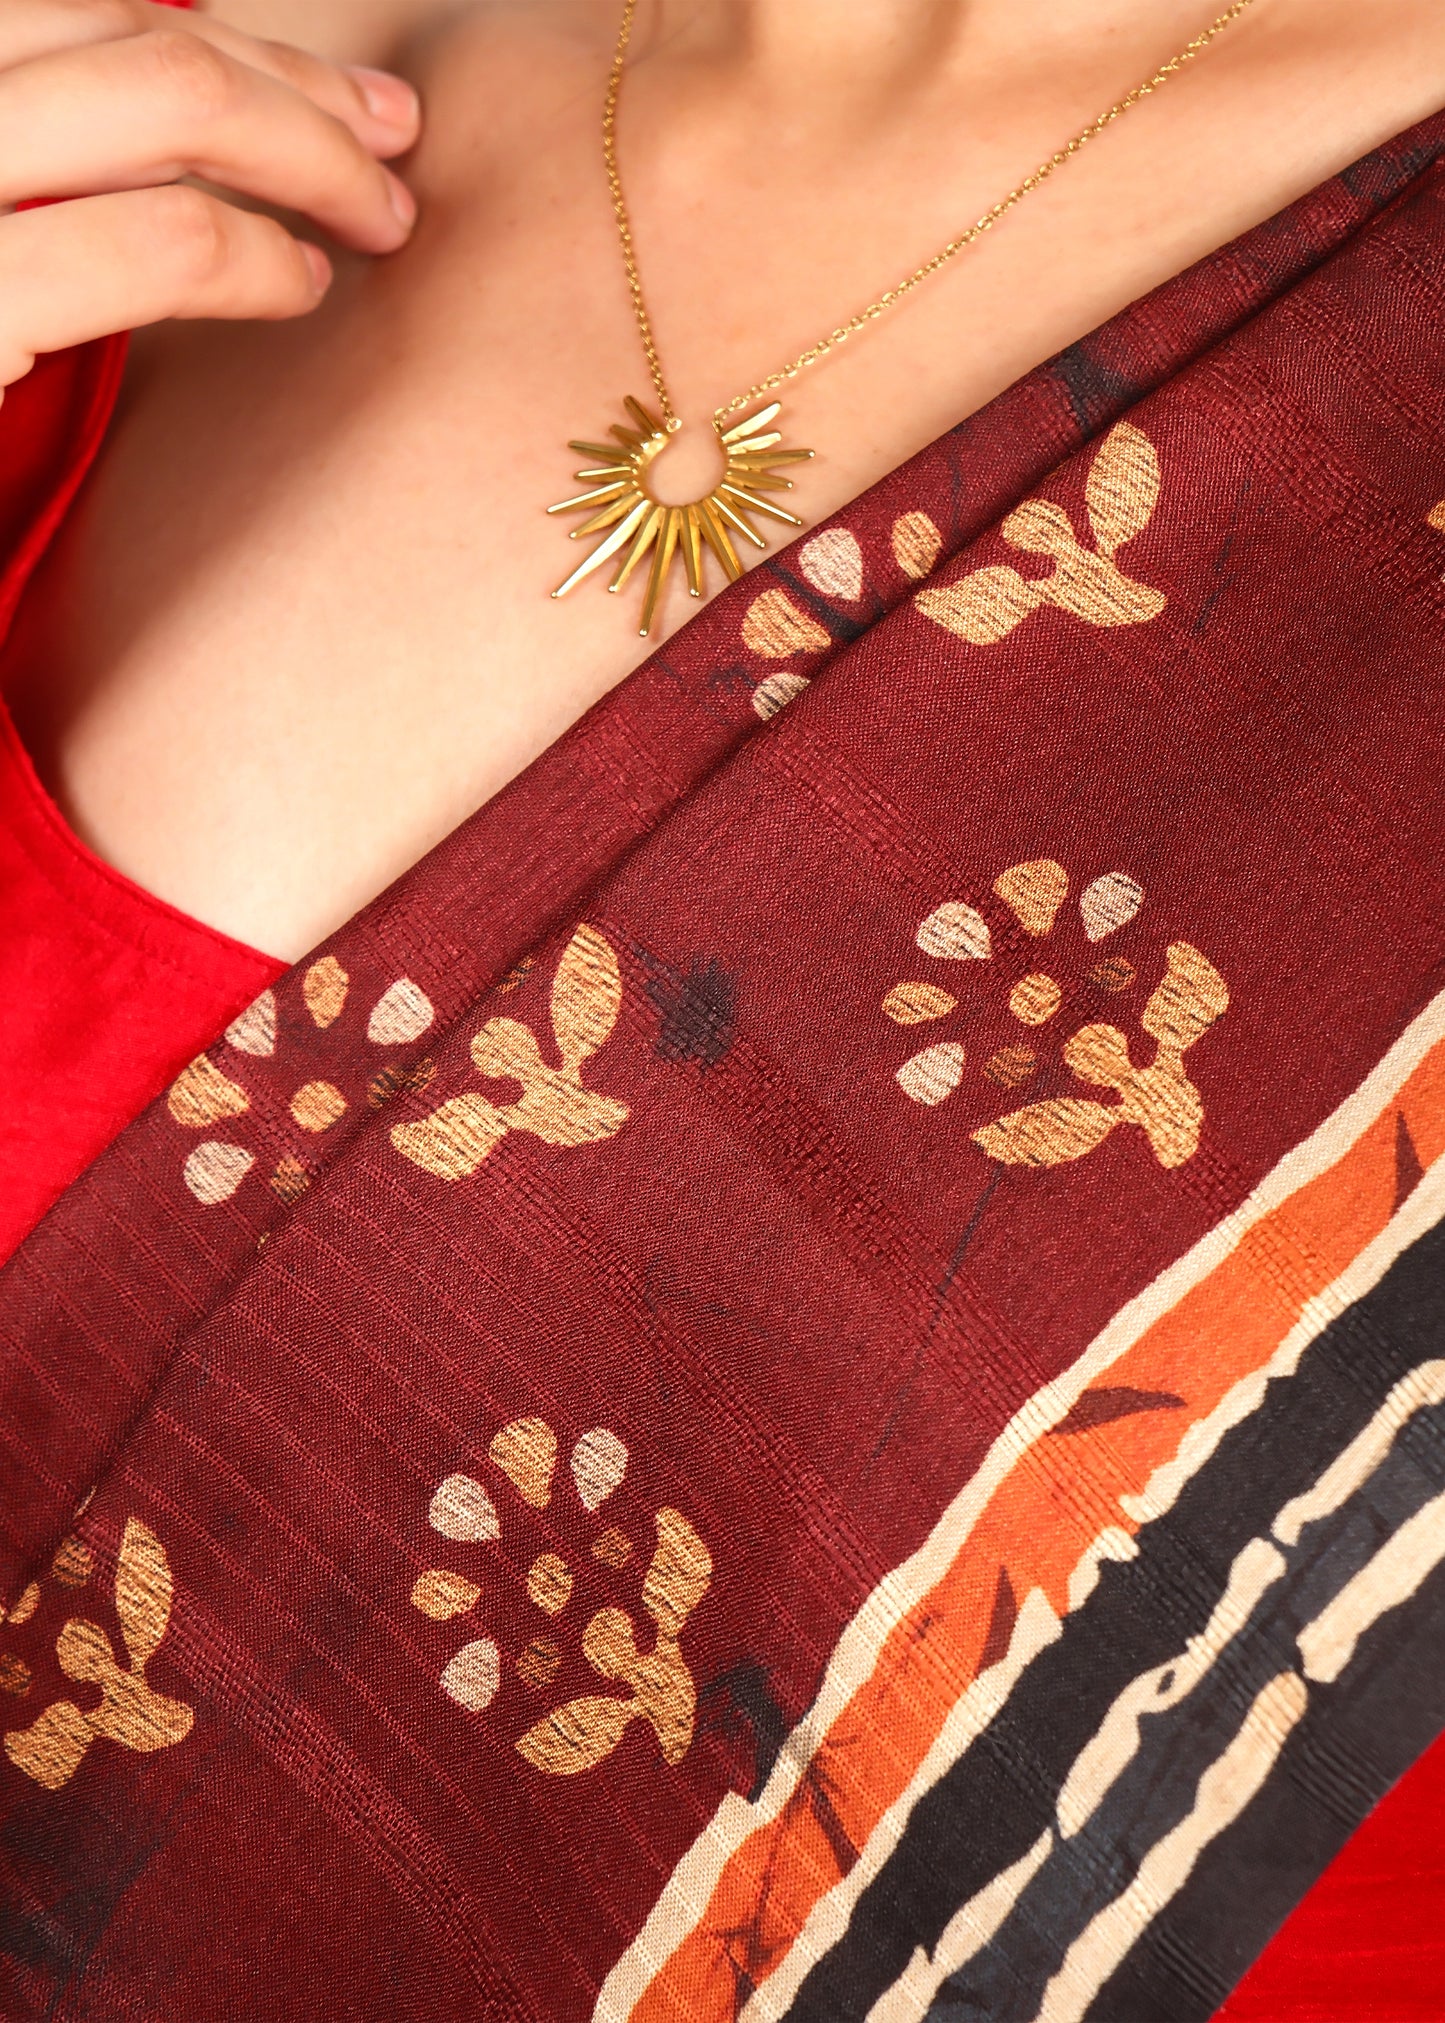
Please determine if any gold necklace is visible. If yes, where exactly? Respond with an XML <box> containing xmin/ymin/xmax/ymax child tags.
<box><xmin>551</xmin><ymin>0</ymin><xmax>1258</xmax><ymax>636</ymax></box>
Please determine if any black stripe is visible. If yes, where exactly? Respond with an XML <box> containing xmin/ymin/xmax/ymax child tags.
<box><xmin>782</xmin><ymin>1207</ymin><xmax>1445</xmax><ymax>2023</ymax></box>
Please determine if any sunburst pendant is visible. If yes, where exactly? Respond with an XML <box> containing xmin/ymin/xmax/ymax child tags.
<box><xmin>548</xmin><ymin>397</ymin><xmax>815</xmax><ymax>636</ymax></box>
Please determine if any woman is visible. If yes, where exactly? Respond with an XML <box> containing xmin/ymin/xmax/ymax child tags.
<box><xmin>0</xmin><ymin>0</ymin><xmax>1441</xmax><ymax>2014</ymax></box>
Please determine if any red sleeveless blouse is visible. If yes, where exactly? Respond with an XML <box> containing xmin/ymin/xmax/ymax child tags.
<box><xmin>0</xmin><ymin>343</ymin><xmax>283</xmax><ymax>1262</ymax></box>
<box><xmin>0</xmin><ymin>0</ymin><xmax>281</xmax><ymax>1263</ymax></box>
<box><xmin>0</xmin><ymin>29</ymin><xmax>1441</xmax><ymax>2006</ymax></box>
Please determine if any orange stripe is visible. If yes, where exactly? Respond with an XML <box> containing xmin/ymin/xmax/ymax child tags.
<box><xmin>632</xmin><ymin>1045</ymin><xmax>1445</xmax><ymax>2021</ymax></box>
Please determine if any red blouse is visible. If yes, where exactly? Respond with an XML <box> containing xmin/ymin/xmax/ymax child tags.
<box><xmin>0</xmin><ymin>345</ymin><xmax>284</xmax><ymax>1263</ymax></box>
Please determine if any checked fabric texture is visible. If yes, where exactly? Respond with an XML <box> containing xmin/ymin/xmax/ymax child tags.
<box><xmin>1</xmin><ymin>105</ymin><xmax>1445</xmax><ymax>2023</ymax></box>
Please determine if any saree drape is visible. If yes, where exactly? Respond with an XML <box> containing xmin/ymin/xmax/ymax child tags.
<box><xmin>2</xmin><ymin>110</ymin><xmax>1445</xmax><ymax>2023</ymax></box>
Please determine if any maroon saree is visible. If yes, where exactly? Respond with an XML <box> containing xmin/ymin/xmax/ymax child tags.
<box><xmin>2</xmin><ymin>111</ymin><xmax>1445</xmax><ymax>2023</ymax></box>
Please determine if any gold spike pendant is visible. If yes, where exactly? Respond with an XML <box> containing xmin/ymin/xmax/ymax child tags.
<box><xmin>549</xmin><ymin>396</ymin><xmax>814</xmax><ymax>637</ymax></box>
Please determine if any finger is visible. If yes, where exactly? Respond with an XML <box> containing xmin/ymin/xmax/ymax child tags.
<box><xmin>194</xmin><ymin>25</ymin><xmax>421</xmax><ymax>159</ymax></box>
<box><xmin>0</xmin><ymin>1</ymin><xmax>419</xmax><ymax>159</ymax></box>
<box><xmin>0</xmin><ymin>0</ymin><xmax>158</xmax><ymax>69</ymax></box>
<box><xmin>0</xmin><ymin>187</ymin><xmax>330</xmax><ymax>386</ymax></box>
<box><xmin>0</xmin><ymin>31</ymin><xmax>415</xmax><ymax>253</ymax></box>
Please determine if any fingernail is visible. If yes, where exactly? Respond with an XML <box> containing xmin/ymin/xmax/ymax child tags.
<box><xmin>348</xmin><ymin>66</ymin><xmax>420</xmax><ymax>129</ymax></box>
<box><xmin>383</xmin><ymin>169</ymin><xmax>417</xmax><ymax>231</ymax></box>
<box><xmin>301</xmin><ymin>242</ymin><xmax>333</xmax><ymax>295</ymax></box>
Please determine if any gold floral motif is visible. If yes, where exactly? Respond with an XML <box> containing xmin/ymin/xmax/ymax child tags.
<box><xmin>799</xmin><ymin>530</ymin><xmax>864</xmax><ymax>603</ymax></box>
<box><xmin>891</xmin><ymin>510</ymin><xmax>944</xmax><ymax>582</ymax></box>
<box><xmin>527</xmin><ymin>1553</ymin><xmax>575</xmax><ymax>1616</ymax></box>
<box><xmin>994</xmin><ymin>859</ymin><xmax>1070</xmax><ymax>937</ymax></box>
<box><xmin>166</xmin><ymin>960</ymin><xmax>438</xmax><ymax>1208</ymax></box>
<box><xmin>50</xmin><ymin>1536</ymin><xmax>95</xmax><ymax>1588</ymax></box>
<box><xmin>490</xmin><ymin>1417</ymin><xmax>558</xmax><ymax>1509</ymax></box>
<box><xmin>743</xmin><ymin>590</ymin><xmax>832</xmax><ymax>660</ymax></box>
<box><xmin>516</xmin><ymin>1509</ymin><xmax>712</xmax><ymax>1775</ymax></box>
<box><xmin>392</xmin><ymin>926</ymin><xmax>631</xmax><ymax>1181</ymax></box>
<box><xmin>411</xmin><ymin>1569</ymin><xmax>482</xmax><ymax>1622</ymax></box>
<box><xmin>6</xmin><ymin>1583</ymin><xmax>39</xmax><ymax>1626</ymax></box>
<box><xmin>886</xmin><ymin>860</ymin><xmax>1229</xmax><ymax>1172</ymax></box>
<box><xmin>518</xmin><ymin>1638</ymin><xmax>564</xmax><ymax>1690</ymax></box>
<box><xmin>302</xmin><ymin>953</ymin><xmax>349</xmax><ymax>1028</ymax></box>
<box><xmin>289</xmin><ymin>1080</ymin><xmax>348</xmax><ymax>1134</ymax></box>
<box><xmin>736</xmin><ymin>430</ymin><xmax>1159</xmax><ymax>725</ymax></box>
<box><xmin>740</xmin><ymin>506</ymin><xmax>950</xmax><ymax>725</ymax></box>
<box><xmin>975</xmin><ymin>943</ymin><xmax>1228</xmax><ymax>1169</ymax></box>
<box><xmin>4</xmin><ymin>1520</ymin><xmax>194</xmax><ymax>1792</ymax></box>
<box><xmin>914</xmin><ymin>424</ymin><xmax>1166</xmax><ymax>644</ymax></box>
<box><xmin>167</xmin><ymin>1055</ymin><xmax>250</xmax><ymax>1130</ymax></box>
<box><xmin>883</xmin><ymin>982</ymin><xmax>959</xmax><ymax>1027</ymax></box>
<box><xmin>412</xmin><ymin>1418</ymin><xmax>711</xmax><ymax>1780</ymax></box>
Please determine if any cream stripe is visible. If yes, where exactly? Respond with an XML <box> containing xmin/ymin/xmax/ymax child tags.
<box><xmin>598</xmin><ymin>988</ymin><xmax>1445</xmax><ymax>2021</ymax></box>
<box><xmin>1056</xmin><ymin>1537</ymin><xmax>1286</xmax><ymax>1842</ymax></box>
<box><xmin>776</xmin><ymin>1151</ymin><xmax>1445</xmax><ymax>2023</ymax></box>
<box><xmin>1031</xmin><ymin>1368</ymin><xmax>1445</xmax><ymax>2018</ymax></box>
<box><xmin>862</xmin><ymin>1347</ymin><xmax>1445</xmax><ymax>2023</ymax></box>
<box><xmin>743</xmin><ymin>1591</ymin><xmax>1064</xmax><ymax>2023</ymax></box>
<box><xmin>1123</xmin><ymin>1157</ymin><xmax>1445</xmax><ymax>1528</ymax></box>
<box><xmin>1275</xmin><ymin>1360</ymin><xmax>1445</xmax><ymax>1549</ymax></box>
<box><xmin>857</xmin><ymin>1332</ymin><xmax>1445</xmax><ymax>2023</ymax></box>
<box><xmin>1033</xmin><ymin>1674</ymin><xmax>1310</xmax><ymax>2023</ymax></box>
<box><xmin>1300</xmin><ymin>1486</ymin><xmax>1445</xmax><ymax>1685</ymax></box>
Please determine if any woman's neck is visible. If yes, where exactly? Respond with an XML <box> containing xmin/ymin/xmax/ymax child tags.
<box><xmin>655</xmin><ymin>0</ymin><xmax>969</xmax><ymax>75</ymax></box>
<box><xmin>13</xmin><ymin>0</ymin><xmax>1444</xmax><ymax>962</ymax></box>
<box><xmin>646</xmin><ymin>0</ymin><xmax>1246</xmax><ymax>95</ymax></box>
<box><xmin>624</xmin><ymin>0</ymin><xmax>1273</xmax><ymax>190</ymax></box>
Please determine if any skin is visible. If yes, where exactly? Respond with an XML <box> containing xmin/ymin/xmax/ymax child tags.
<box><xmin>2</xmin><ymin>0</ymin><xmax>1444</xmax><ymax>959</ymax></box>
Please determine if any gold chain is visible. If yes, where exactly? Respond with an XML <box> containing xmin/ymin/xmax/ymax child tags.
<box><xmin>602</xmin><ymin>0</ymin><xmax>1258</xmax><ymax>430</ymax></box>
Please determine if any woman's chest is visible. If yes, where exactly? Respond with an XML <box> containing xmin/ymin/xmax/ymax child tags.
<box><xmin>4</xmin><ymin>0</ymin><xmax>1444</xmax><ymax>962</ymax></box>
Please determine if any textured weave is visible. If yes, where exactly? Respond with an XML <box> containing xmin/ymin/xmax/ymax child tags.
<box><xmin>1</xmin><ymin>107</ymin><xmax>1444</xmax><ymax>2023</ymax></box>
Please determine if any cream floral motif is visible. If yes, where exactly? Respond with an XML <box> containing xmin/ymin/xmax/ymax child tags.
<box><xmin>886</xmin><ymin>860</ymin><xmax>1229</xmax><ymax>1170</ymax></box>
<box><xmin>392</xmin><ymin>926</ymin><xmax>631</xmax><ymax>1181</ymax></box>
<box><xmin>739</xmin><ymin>425</ymin><xmax>1163</xmax><ymax>724</ymax></box>
<box><xmin>2</xmin><ymin>1521</ymin><xmax>194</xmax><ymax>1791</ymax></box>
<box><xmin>914</xmin><ymin>423</ymin><xmax>1166</xmax><ymax>644</ymax></box>
<box><xmin>167</xmin><ymin>954</ymin><xmax>438</xmax><ymax>1208</ymax></box>
<box><xmin>742</xmin><ymin>513</ymin><xmax>947</xmax><ymax>722</ymax></box>
<box><xmin>412</xmin><ymin>1420</ymin><xmax>712</xmax><ymax>1777</ymax></box>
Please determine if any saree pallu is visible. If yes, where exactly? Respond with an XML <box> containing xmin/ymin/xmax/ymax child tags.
<box><xmin>2</xmin><ymin>113</ymin><xmax>1445</xmax><ymax>2023</ymax></box>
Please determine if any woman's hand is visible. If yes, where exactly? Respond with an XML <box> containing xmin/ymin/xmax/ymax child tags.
<box><xmin>0</xmin><ymin>0</ymin><xmax>421</xmax><ymax>393</ymax></box>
